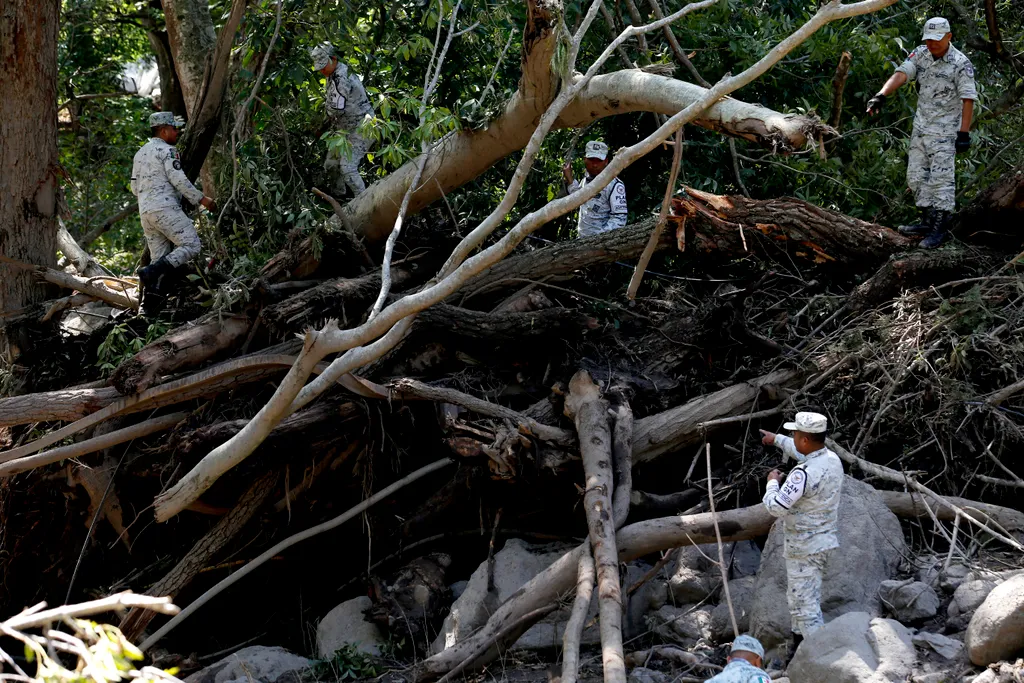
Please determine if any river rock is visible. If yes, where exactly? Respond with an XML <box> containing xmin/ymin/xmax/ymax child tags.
<box><xmin>966</xmin><ymin>573</ymin><xmax>1024</xmax><ymax>665</ymax></box>
<box><xmin>317</xmin><ymin>596</ymin><xmax>386</xmax><ymax>657</ymax></box>
<box><xmin>948</xmin><ymin>579</ymin><xmax>999</xmax><ymax>620</ymax></box>
<box><xmin>878</xmin><ymin>580</ymin><xmax>940</xmax><ymax>622</ymax></box>
<box><xmin>711</xmin><ymin>576</ymin><xmax>757</xmax><ymax>641</ymax></box>
<box><xmin>912</xmin><ymin>631</ymin><xmax>962</xmax><ymax>660</ymax></box>
<box><xmin>185</xmin><ymin>646</ymin><xmax>312</xmax><ymax>683</ymax></box>
<box><xmin>787</xmin><ymin>612</ymin><xmax>917</xmax><ymax>683</ymax></box>
<box><xmin>749</xmin><ymin>476</ymin><xmax>907</xmax><ymax>651</ymax></box>
<box><xmin>647</xmin><ymin>605</ymin><xmax>714</xmax><ymax>647</ymax></box>
<box><xmin>431</xmin><ymin>538</ymin><xmax>596</xmax><ymax>653</ymax></box>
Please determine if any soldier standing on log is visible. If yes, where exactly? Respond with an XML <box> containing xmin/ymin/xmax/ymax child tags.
<box><xmin>866</xmin><ymin>17</ymin><xmax>978</xmax><ymax>248</ymax></box>
<box><xmin>759</xmin><ymin>412</ymin><xmax>843</xmax><ymax>662</ymax></box>
<box><xmin>311</xmin><ymin>42</ymin><xmax>375</xmax><ymax>199</ymax></box>
<box><xmin>130</xmin><ymin>112</ymin><xmax>214</xmax><ymax>315</ymax></box>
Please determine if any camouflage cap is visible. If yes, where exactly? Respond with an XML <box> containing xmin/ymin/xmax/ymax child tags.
<box><xmin>731</xmin><ymin>634</ymin><xmax>765</xmax><ymax>660</ymax></box>
<box><xmin>783</xmin><ymin>411</ymin><xmax>828</xmax><ymax>434</ymax></box>
<box><xmin>311</xmin><ymin>42</ymin><xmax>335</xmax><ymax>70</ymax></box>
<box><xmin>149</xmin><ymin>112</ymin><xmax>185</xmax><ymax>128</ymax></box>
<box><xmin>922</xmin><ymin>17</ymin><xmax>951</xmax><ymax>41</ymax></box>
<box><xmin>584</xmin><ymin>140</ymin><xmax>609</xmax><ymax>160</ymax></box>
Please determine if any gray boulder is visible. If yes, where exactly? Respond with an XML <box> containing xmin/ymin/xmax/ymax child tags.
<box><xmin>729</xmin><ymin>540</ymin><xmax>762</xmax><ymax>579</ymax></box>
<box><xmin>432</xmin><ymin>539</ymin><xmax>596</xmax><ymax>653</ymax></box>
<box><xmin>317</xmin><ymin>596</ymin><xmax>386</xmax><ymax>657</ymax></box>
<box><xmin>627</xmin><ymin>667</ymin><xmax>669</xmax><ymax>683</ymax></box>
<box><xmin>668</xmin><ymin>545</ymin><xmax>721</xmax><ymax>603</ymax></box>
<box><xmin>966</xmin><ymin>573</ymin><xmax>1024</xmax><ymax>666</ymax></box>
<box><xmin>787</xmin><ymin>612</ymin><xmax>917</xmax><ymax>683</ymax></box>
<box><xmin>878</xmin><ymin>580</ymin><xmax>940</xmax><ymax>622</ymax></box>
<box><xmin>948</xmin><ymin>579</ymin><xmax>999</xmax><ymax>621</ymax></box>
<box><xmin>749</xmin><ymin>476</ymin><xmax>907</xmax><ymax>650</ymax></box>
<box><xmin>185</xmin><ymin>647</ymin><xmax>312</xmax><ymax>683</ymax></box>
<box><xmin>711</xmin><ymin>576</ymin><xmax>757</xmax><ymax>641</ymax></box>
<box><xmin>646</xmin><ymin>605</ymin><xmax>714</xmax><ymax>647</ymax></box>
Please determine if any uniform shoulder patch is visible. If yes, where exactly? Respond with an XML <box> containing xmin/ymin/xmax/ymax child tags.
<box><xmin>776</xmin><ymin>466</ymin><xmax>807</xmax><ymax>508</ymax></box>
<box><xmin>964</xmin><ymin>63</ymin><xmax>975</xmax><ymax>77</ymax></box>
<box><xmin>172</xmin><ymin>160</ymin><xmax>182</xmax><ymax>171</ymax></box>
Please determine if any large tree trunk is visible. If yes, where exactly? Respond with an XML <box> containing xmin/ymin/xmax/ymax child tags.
<box><xmin>160</xmin><ymin>0</ymin><xmax>215</xmax><ymax>114</ymax></box>
<box><xmin>146</xmin><ymin>28</ymin><xmax>188</xmax><ymax>116</ymax></box>
<box><xmin>339</xmin><ymin>0</ymin><xmax>830</xmax><ymax>244</ymax></box>
<box><xmin>0</xmin><ymin>0</ymin><xmax>60</xmax><ymax>361</ymax></box>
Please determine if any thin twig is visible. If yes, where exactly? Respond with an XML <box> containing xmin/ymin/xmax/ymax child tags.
<box><xmin>706</xmin><ymin>444</ymin><xmax>738</xmax><ymax>638</ymax></box>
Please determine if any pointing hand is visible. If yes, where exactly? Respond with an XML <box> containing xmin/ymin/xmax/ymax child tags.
<box><xmin>759</xmin><ymin>429</ymin><xmax>776</xmax><ymax>446</ymax></box>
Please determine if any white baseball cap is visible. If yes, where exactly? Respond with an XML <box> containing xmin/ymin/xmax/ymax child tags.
<box><xmin>584</xmin><ymin>140</ymin><xmax>609</xmax><ymax>160</ymax></box>
<box><xmin>922</xmin><ymin>17</ymin><xmax>951</xmax><ymax>41</ymax></box>
<box><xmin>783</xmin><ymin>411</ymin><xmax>828</xmax><ymax>434</ymax></box>
<box><xmin>731</xmin><ymin>634</ymin><xmax>765</xmax><ymax>660</ymax></box>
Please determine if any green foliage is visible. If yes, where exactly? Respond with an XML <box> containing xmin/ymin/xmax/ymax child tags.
<box><xmin>96</xmin><ymin>320</ymin><xmax>170</xmax><ymax>374</ymax></box>
<box><xmin>313</xmin><ymin>645</ymin><xmax>379</xmax><ymax>681</ymax></box>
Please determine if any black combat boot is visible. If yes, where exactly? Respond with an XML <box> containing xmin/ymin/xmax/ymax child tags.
<box><xmin>138</xmin><ymin>256</ymin><xmax>176</xmax><ymax>294</ymax></box>
<box><xmin>921</xmin><ymin>209</ymin><xmax>951</xmax><ymax>249</ymax></box>
<box><xmin>898</xmin><ymin>207</ymin><xmax>933</xmax><ymax>236</ymax></box>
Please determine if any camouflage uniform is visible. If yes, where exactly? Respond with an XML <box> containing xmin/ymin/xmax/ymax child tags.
<box><xmin>703</xmin><ymin>659</ymin><xmax>772</xmax><ymax>683</ymax></box>
<box><xmin>130</xmin><ymin>138</ymin><xmax>204</xmax><ymax>268</ymax></box>
<box><xmin>566</xmin><ymin>175</ymin><xmax>628</xmax><ymax>238</ymax></box>
<box><xmin>895</xmin><ymin>44</ymin><xmax>978</xmax><ymax>212</ymax></box>
<box><xmin>762</xmin><ymin>436</ymin><xmax>843</xmax><ymax>636</ymax></box>
<box><xmin>324</xmin><ymin>62</ymin><xmax>375</xmax><ymax>196</ymax></box>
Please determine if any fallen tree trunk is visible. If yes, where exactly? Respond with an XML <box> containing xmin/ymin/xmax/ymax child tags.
<box><xmin>565</xmin><ymin>371</ymin><xmax>625</xmax><ymax>683</ymax></box>
<box><xmin>119</xmin><ymin>469</ymin><xmax>280</xmax><ymax>641</ymax></box>
<box><xmin>631</xmin><ymin>367</ymin><xmax>804</xmax><ymax>464</ymax></box>
<box><xmin>0</xmin><ymin>385</ymin><xmax>122</xmax><ymax>428</ymax></box>
<box><xmin>415</xmin><ymin>304</ymin><xmax>595</xmax><ymax>340</ymax></box>
<box><xmin>847</xmin><ymin>250</ymin><xmax>988</xmax><ymax>311</ymax></box>
<box><xmin>458</xmin><ymin>220</ymin><xmax>664</xmax><ymax>302</ymax></box>
<box><xmin>670</xmin><ymin>188</ymin><xmax>912</xmax><ymax>265</ymax></box>
<box><xmin>956</xmin><ymin>166</ymin><xmax>1024</xmax><ymax>242</ymax></box>
<box><xmin>112</xmin><ymin>314</ymin><xmax>252</xmax><ymax>394</ymax></box>
<box><xmin>878</xmin><ymin>491</ymin><xmax>1024</xmax><ymax>534</ymax></box>
<box><xmin>261</xmin><ymin>269</ymin><xmax>412</xmax><ymax>334</ymax></box>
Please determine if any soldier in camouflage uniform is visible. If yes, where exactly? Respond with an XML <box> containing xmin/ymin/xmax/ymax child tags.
<box><xmin>704</xmin><ymin>635</ymin><xmax>771</xmax><ymax>683</ymax></box>
<box><xmin>311</xmin><ymin>42</ymin><xmax>375</xmax><ymax>198</ymax></box>
<box><xmin>562</xmin><ymin>140</ymin><xmax>628</xmax><ymax>238</ymax></box>
<box><xmin>867</xmin><ymin>17</ymin><xmax>978</xmax><ymax>248</ymax></box>
<box><xmin>130</xmin><ymin>112</ymin><xmax>214</xmax><ymax>313</ymax></box>
<box><xmin>759</xmin><ymin>412</ymin><xmax>843</xmax><ymax>661</ymax></box>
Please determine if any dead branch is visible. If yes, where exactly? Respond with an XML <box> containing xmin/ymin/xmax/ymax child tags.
<box><xmin>565</xmin><ymin>370</ymin><xmax>625</xmax><ymax>683</ymax></box>
<box><xmin>828</xmin><ymin>51</ymin><xmax>852</xmax><ymax>130</ymax></box>
<box><xmin>611</xmin><ymin>401</ymin><xmax>634</xmax><ymax>528</ymax></box>
<box><xmin>707</xmin><ymin>444</ymin><xmax>739</xmax><ymax>638</ymax></box>
<box><xmin>140</xmin><ymin>458</ymin><xmax>453</xmax><ymax>650</ymax></box>
<box><xmin>119</xmin><ymin>470</ymin><xmax>280</xmax><ymax>641</ymax></box>
<box><xmin>0</xmin><ymin>412</ymin><xmax>187</xmax><ymax>477</ymax></box>
<box><xmin>3</xmin><ymin>592</ymin><xmax>178</xmax><ymax>631</ymax></box>
<box><xmin>390</xmin><ymin>378</ymin><xmax>575</xmax><ymax>446</ymax></box>
<box><xmin>561</xmin><ymin>550</ymin><xmax>595</xmax><ymax>683</ymax></box>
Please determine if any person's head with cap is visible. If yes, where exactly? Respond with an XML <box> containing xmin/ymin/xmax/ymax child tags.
<box><xmin>149</xmin><ymin>111</ymin><xmax>185</xmax><ymax>144</ymax></box>
<box><xmin>311</xmin><ymin>42</ymin><xmax>338</xmax><ymax>76</ymax></box>
<box><xmin>728</xmin><ymin>634</ymin><xmax>765</xmax><ymax>668</ymax></box>
<box><xmin>783</xmin><ymin>411</ymin><xmax>829</xmax><ymax>455</ymax></box>
<box><xmin>921</xmin><ymin>17</ymin><xmax>952</xmax><ymax>58</ymax></box>
<box><xmin>583</xmin><ymin>140</ymin><xmax>610</xmax><ymax>177</ymax></box>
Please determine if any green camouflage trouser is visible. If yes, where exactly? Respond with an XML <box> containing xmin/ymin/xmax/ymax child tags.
<box><xmin>786</xmin><ymin>549</ymin><xmax>832</xmax><ymax>636</ymax></box>
<box><xmin>325</xmin><ymin>131</ymin><xmax>370</xmax><ymax>197</ymax></box>
<box><xmin>907</xmin><ymin>134</ymin><xmax>956</xmax><ymax>212</ymax></box>
<box><xmin>140</xmin><ymin>208</ymin><xmax>201</xmax><ymax>268</ymax></box>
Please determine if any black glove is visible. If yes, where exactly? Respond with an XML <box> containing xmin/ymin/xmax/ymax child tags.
<box><xmin>866</xmin><ymin>93</ymin><xmax>887</xmax><ymax>115</ymax></box>
<box><xmin>956</xmin><ymin>131</ymin><xmax>971</xmax><ymax>154</ymax></box>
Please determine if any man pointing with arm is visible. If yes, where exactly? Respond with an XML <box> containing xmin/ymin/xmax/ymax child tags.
<box><xmin>866</xmin><ymin>17</ymin><xmax>978</xmax><ymax>248</ymax></box>
<box><xmin>758</xmin><ymin>412</ymin><xmax>843</xmax><ymax>664</ymax></box>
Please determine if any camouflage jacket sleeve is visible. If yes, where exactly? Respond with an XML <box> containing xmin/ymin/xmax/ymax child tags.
<box><xmin>161</xmin><ymin>147</ymin><xmax>205</xmax><ymax>204</ymax></box>
<box><xmin>763</xmin><ymin>465</ymin><xmax>808</xmax><ymax>518</ymax></box>
<box><xmin>895</xmin><ymin>46</ymin><xmax>924</xmax><ymax>81</ymax></box>
<box><xmin>606</xmin><ymin>178</ymin><xmax>627</xmax><ymax>230</ymax></box>
<box><xmin>773</xmin><ymin>435</ymin><xmax>807</xmax><ymax>464</ymax></box>
<box><xmin>566</xmin><ymin>178</ymin><xmax>581</xmax><ymax>194</ymax></box>
<box><xmin>955</xmin><ymin>55</ymin><xmax>979</xmax><ymax>102</ymax></box>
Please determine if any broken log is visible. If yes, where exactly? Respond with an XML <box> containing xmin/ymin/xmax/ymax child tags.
<box><xmin>260</xmin><ymin>268</ymin><xmax>412</xmax><ymax>334</ymax></box>
<box><xmin>564</xmin><ymin>371</ymin><xmax>625</xmax><ymax>683</ymax></box>
<box><xmin>956</xmin><ymin>167</ymin><xmax>1024</xmax><ymax>242</ymax></box>
<box><xmin>58</xmin><ymin>223</ymin><xmax>108</xmax><ymax>278</ymax></box>
<box><xmin>111</xmin><ymin>314</ymin><xmax>252</xmax><ymax>395</ymax></box>
<box><xmin>0</xmin><ymin>385</ymin><xmax>122</xmax><ymax>428</ymax></box>
<box><xmin>631</xmin><ymin>367</ymin><xmax>804</xmax><ymax>464</ymax></box>
<box><xmin>669</xmin><ymin>188</ymin><xmax>912</xmax><ymax>265</ymax></box>
<box><xmin>877</xmin><ymin>491</ymin><xmax>1024</xmax><ymax>535</ymax></box>
<box><xmin>561</xmin><ymin>550</ymin><xmax>595</xmax><ymax>683</ymax></box>
<box><xmin>415</xmin><ymin>304</ymin><xmax>595</xmax><ymax>341</ymax></box>
<box><xmin>629</xmin><ymin>489</ymin><xmax>702</xmax><ymax>514</ymax></box>
<box><xmin>847</xmin><ymin>250</ymin><xmax>987</xmax><ymax>311</ymax></box>
<box><xmin>119</xmin><ymin>469</ymin><xmax>281</xmax><ymax>641</ymax></box>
